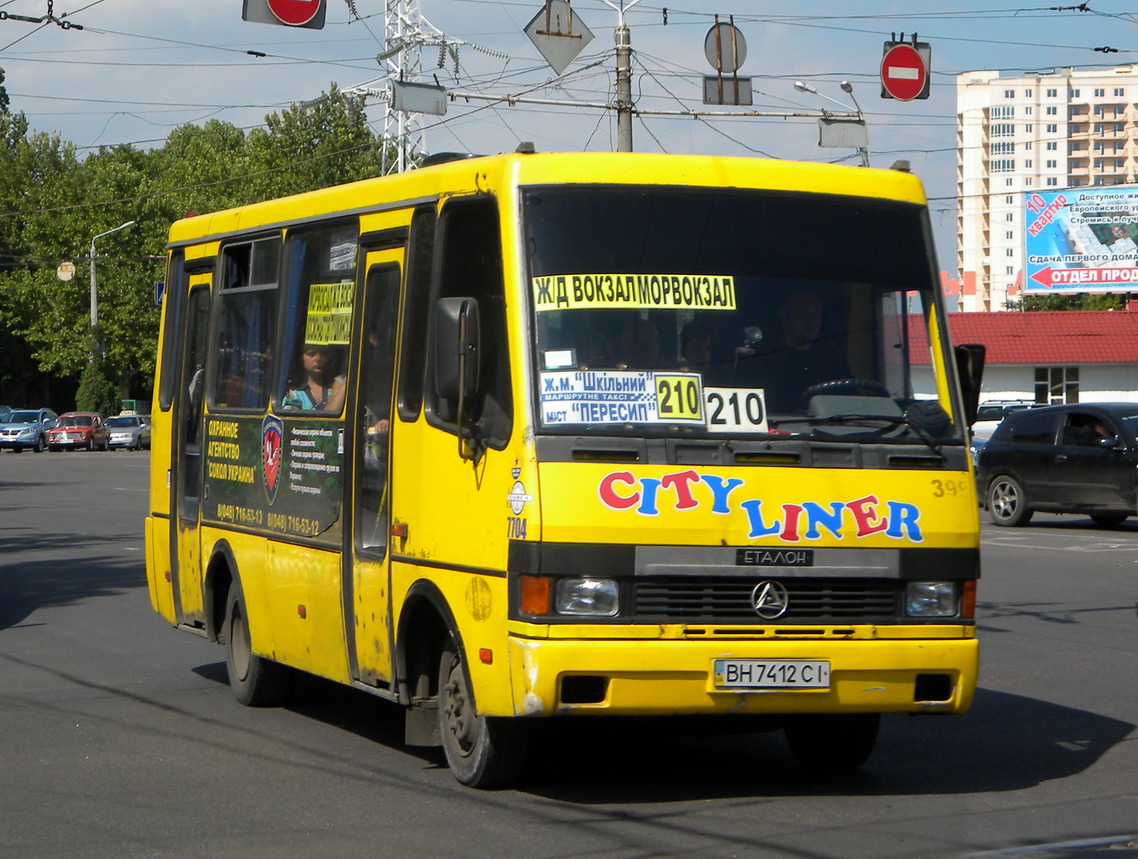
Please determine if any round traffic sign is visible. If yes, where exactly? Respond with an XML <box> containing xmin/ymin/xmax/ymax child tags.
<box><xmin>56</xmin><ymin>261</ymin><xmax>76</xmax><ymax>282</ymax></box>
<box><xmin>703</xmin><ymin>22</ymin><xmax>747</xmax><ymax>73</ymax></box>
<box><xmin>880</xmin><ymin>43</ymin><xmax>926</xmax><ymax>101</ymax></box>
<box><xmin>266</xmin><ymin>0</ymin><xmax>322</xmax><ymax>26</ymax></box>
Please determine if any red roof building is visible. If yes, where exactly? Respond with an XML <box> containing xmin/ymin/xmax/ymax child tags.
<box><xmin>942</xmin><ymin>311</ymin><xmax>1138</xmax><ymax>365</ymax></box>
<box><xmin>913</xmin><ymin>311</ymin><xmax>1138</xmax><ymax>404</ymax></box>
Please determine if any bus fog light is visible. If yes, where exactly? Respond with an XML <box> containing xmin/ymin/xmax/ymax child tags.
<box><xmin>555</xmin><ymin>579</ymin><xmax>619</xmax><ymax>616</ymax></box>
<box><xmin>906</xmin><ymin>582</ymin><xmax>957</xmax><ymax>617</ymax></box>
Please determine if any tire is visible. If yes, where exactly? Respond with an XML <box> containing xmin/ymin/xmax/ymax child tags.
<box><xmin>85</xmin><ymin>437</ymin><xmax>94</xmax><ymax>451</ymax></box>
<box><xmin>1091</xmin><ymin>513</ymin><xmax>1128</xmax><ymax>527</ymax></box>
<box><xmin>438</xmin><ymin>638</ymin><xmax>528</xmax><ymax>789</ymax></box>
<box><xmin>784</xmin><ymin>713</ymin><xmax>880</xmax><ymax>771</ymax></box>
<box><xmin>987</xmin><ymin>474</ymin><xmax>1033</xmax><ymax>527</ymax></box>
<box><xmin>33</xmin><ymin>435</ymin><xmax>44</xmax><ymax>453</ymax></box>
<box><xmin>222</xmin><ymin>585</ymin><xmax>292</xmax><ymax>707</ymax></box>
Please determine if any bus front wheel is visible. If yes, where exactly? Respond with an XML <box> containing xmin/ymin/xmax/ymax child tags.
<box><xmin>438</xmin><ymin>639</ymin><xmax>527</xmax><ymax>789</ymax></box>
<box><xmin>223</xmin><ymin>586</ymin><xmax>292</xmax><ymax>707</ymax></box>
<box><xmin>784</xmin><ymin>713</ymin><xmax>880</xmax><ymax>770</ymax></box>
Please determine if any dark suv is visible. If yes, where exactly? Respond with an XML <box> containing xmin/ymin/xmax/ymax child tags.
<box><xmin>976</xmin><ymin>403</ymin><xmax>1138</xmax><ymax>527</ymax></box>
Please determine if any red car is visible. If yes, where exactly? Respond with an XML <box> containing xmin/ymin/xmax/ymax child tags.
<box><xmin>46</xmin><ymin>412</ymin><xmax>110</xmax><ymax>451</ymax></box>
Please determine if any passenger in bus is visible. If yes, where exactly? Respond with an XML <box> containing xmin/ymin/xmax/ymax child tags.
<box><xmin>761</xmin><ymin>289</ymin><xmax>850</xmax><ymax>411</ymax></box>
<box><xmin>283</xmin><ymin>344</ymin><xmax>346</xmax><ymax>412</ymax></box>
<box><xmin>618</xmin><ymin>316</ymin><xmax>661</xmax><ymax>368</ymax></box>
<box><xmin>575</xmin><ymin>327</ymin><xmax>614</xmax><ymax>368</ymax></box>
<box><xmin>680</xmin><ymin>319</ymin><xmax>713</xmax><ymax>375</ymax></box>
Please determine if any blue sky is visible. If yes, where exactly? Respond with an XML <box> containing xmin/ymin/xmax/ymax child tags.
<box><xmin>2</xmin><ymin>0</ymin><xmax>1137</xmax><ymax>262</ymax></box>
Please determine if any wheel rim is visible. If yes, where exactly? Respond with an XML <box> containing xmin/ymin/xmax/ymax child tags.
<box><xmin>990</xmin><ymin>478</ymin><xmax>1020</xmax><ymax>521</ymax></box>
<box><xmin>229</xmin><ymin>603</ymin><xmax>252</xmax><ymax>682</ymax></box>
<box><xmin>443</xmin><ymin>654</ymin><xmax>478</xmax><ymax>759</ymax></box>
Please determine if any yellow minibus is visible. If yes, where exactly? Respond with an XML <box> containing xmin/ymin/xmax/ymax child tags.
<box><xmin>145</xmin><ymin>150</ymin><xmax>984</xmax><ymax>787</ymax></box>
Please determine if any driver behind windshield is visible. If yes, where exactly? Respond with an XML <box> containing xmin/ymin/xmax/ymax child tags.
<box><xmin>760</xmin><ymin>289</ymin><xmax>851</xmax><ymax>412</ymax></box>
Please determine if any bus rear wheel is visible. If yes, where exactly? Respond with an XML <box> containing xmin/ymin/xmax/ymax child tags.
<box><xmin>438</xmin><ymin>639</ymin><xmax>527</xmax><ymax>789</ymax></box>
<box><xmin>784</xmin><ymin>713</ymin><xmax>880</xmax><ymax>770</ymax></box>
<box><xmin>223</xmin><ymin>586</ymin><xmax>292</xmax><ymax>707</ymax></box>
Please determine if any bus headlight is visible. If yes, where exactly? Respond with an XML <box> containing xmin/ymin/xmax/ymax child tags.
<box><xmin>905</xmin><ymin>581</ymin><xmax>957</xmax><ymax>617</ymax></box>
<box><xmin>555</xmin><ymin>578</ymin><xmax>619</xmax><ymax>616</ymax></box>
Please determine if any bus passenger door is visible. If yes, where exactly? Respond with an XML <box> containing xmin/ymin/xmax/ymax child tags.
<box><xmin>345</xmin><ymin>252</ymin><xmax>403</xmax><ymax>688</ymax></box>
<box><xmin>171</xmin><ymin>283</ymin><xmax>211</xmax><ymax>625</ymax></box>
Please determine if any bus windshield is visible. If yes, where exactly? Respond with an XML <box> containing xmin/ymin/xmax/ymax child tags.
<box><xmin>524</xmin><ymin>185</ymin><xmax>960</xmax><ymax>442</ymax></box>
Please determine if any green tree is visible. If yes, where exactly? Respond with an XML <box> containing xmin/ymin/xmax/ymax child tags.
<box><xmin>244</xmin><ymin>84</ymin><xmax>384</xmax><ymax>200</ymax></box>
<box><xmin>1005</xmin><ymin>293</ymin><xmax>1129</xmax><ymax>311</ymax></box>
<box><xmin>0</xmin><ymin>120</ymin><xmax>84</xmax><ymax>404</ymax></box>
<box><xmin>144</xmin><ymin>119</ymin><xmax>252</xmax><ymax>222</ymax></box>
<box><xmin>0</xmin><ymin>83</ymin><xmax>393</xmax><ymax>408</ymax></box>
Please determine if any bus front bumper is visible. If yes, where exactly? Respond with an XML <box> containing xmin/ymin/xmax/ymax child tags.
<box><xmin>505</xmin><ymin>631</ymin><xmax>978</xmax><ymax>718</ymax></box>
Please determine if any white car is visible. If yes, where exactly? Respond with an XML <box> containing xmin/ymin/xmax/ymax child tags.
<box><xmin>106</xmin><ymin>415</ymin><xmax>151</xmax><ymax>450</ymax></box>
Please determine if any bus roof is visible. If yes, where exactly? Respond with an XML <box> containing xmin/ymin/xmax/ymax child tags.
<box><xmin>167</xmin><ymin>151</ymin><xmax>927</xmax><ymax>248</ymax></box>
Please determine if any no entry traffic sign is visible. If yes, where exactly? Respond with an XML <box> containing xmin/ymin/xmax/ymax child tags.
<box><xmin>242</xmin><ymin>0</ymin><xmax>325</xmax><ymax>29</ymax></box>
<box><xmin>267</xmin><ymin>0</ymin><xmax>322</xmax><ymax>26</ymax></box>
<box><xmin>880</xmin><ymin>42</ymin><xmax>929</xmax><ymax>101</ymax></box>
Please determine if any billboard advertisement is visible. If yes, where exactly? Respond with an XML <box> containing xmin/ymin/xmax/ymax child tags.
<box><xmin>1025</xmin><ymin>186</ymin><xmax>1138</xmax><ymax>294</ymax></box>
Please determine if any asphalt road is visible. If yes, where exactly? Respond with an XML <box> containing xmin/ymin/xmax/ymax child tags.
<box><xmin>2</xmin><ymin>450</ymin><xmax>1137</xmax><ymax>858</ymax></box>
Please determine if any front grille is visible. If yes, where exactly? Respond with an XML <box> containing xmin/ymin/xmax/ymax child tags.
<box><xmin>631</xmin><ymin>576</ymin><xmax>899</xmax><ymax>622</ymax></box>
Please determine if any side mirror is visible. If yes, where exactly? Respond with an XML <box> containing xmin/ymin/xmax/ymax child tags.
<box><xmin>433</xmin><ymin>297</ymin><xmax>481</xmax><ymax>403</ymax></box>
<box><xmin>954</xmin><ymin>343</ymin><xmax>986</xmax><ymax>427</ymax></box>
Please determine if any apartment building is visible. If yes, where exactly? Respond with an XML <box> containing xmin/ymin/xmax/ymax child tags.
<box><xmin>956</xmin><ymin>66</ymin><xmax>1138</xmax><ymax>312</ymax></box>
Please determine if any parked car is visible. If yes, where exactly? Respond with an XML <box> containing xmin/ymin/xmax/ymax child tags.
<box><xmin>0</xmin><ymin>408</ymin><xmax>59</xmax><ymax>453</ymax></box>
<box><xmin>46</xmin><ymin>412</ymin><xmax>110</xmax><ymax>451</ymax></box>
<box><xmin>976</xmin><ymin>402</ymin><xmax>1138</xmax><ymax>526</ymax></box>
<box><xmin>970</xmin><ymin>400</ymin><xmax>1040</xmax><ymax>446</ymax></box>
<box><xmin>105</xmin><ymin>414</ymin><xmax>151</xmax><ymax>450</ymax></box>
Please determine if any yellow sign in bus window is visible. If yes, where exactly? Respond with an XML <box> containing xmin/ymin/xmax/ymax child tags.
<box><xmin>532</xmin><ymin>273</ymin><xmax>736</xmax><ymax>311</ymax></box>
<box><xmin>304</xmin><ymin>282</ymin><xmax>354</xmax><ymax>345</ymax></box>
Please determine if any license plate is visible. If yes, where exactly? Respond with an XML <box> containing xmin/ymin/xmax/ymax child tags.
<box><xmin>713</xmin><ymin>659</ymin><xmax>830</xmax><ymax>689</ymax></box>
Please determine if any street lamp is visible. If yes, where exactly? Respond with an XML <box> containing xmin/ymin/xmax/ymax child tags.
<box><xmin>89</xmin><ymin>220</ymin><xmax>136</xmax><ymax>361</ymax></box>
<box><xmin>794</xmin><ymin>80</ymin><xmax>870</xmax><ymax>167</ymax></box>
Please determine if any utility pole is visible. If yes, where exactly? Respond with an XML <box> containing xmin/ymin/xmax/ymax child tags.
<box><xmin>382</xmin><ymin>0</ymin><xmax>423</xmax><ymax>174</ymax></box>
<box><xmin>599</xmin><ymin>0</ymin><xmax>644</xmax><ymax>152</ymax></box>
<box><xmin>365</xmin><ymin>0</ymin><xmax>464</xmax><ymax>173</ymax></box>
<box><xmin>614</xmin><ymin>22</ymin><xmax>632</xmax><ymax>151</ymax></box>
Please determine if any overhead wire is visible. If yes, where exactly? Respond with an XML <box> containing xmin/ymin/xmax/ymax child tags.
<box><xmin>0</xmin><ymin>1</ymin><xmax>1125</xmax><ymax>209</ymax></box>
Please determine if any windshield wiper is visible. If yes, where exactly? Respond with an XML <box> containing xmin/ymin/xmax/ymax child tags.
<box><xmin>799</xmin><ymin>412</ymin><xmax>947</xmax><ymax>460</ymax></box>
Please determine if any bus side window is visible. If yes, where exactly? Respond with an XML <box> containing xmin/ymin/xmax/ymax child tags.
<box><xmin>427</xmin><ymin>197</ymin><xmax>512</xmax><ymax>449</ymax></box>
<box><xmin>158</xmin><ymin>250</ymin><xmax>186</xmax><ymax>412</ymax></box>
<box><xmin>211</xmin><ymin>237</ymin><xmax>280</xmax><ymax>411</ymax></box>
<box><xmin>397</xmin><ymin>206</ymin><xmax>436</xmax><ymax>421</ymax></box>
<box><xmin>275</xmin><ymin>223</ymin><xmax>358</xmax><ymax>414</ymax></box>
<box><xmin>356</xmin><ymin>264</ymin><xmax>401</xmax><ymax>553</ymax></box>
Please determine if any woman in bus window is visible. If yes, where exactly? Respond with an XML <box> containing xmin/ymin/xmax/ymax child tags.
<box><xmin>283</xmin><ymin>344</ymin><xmax>346</xmax><ymax>412</ymax></box>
